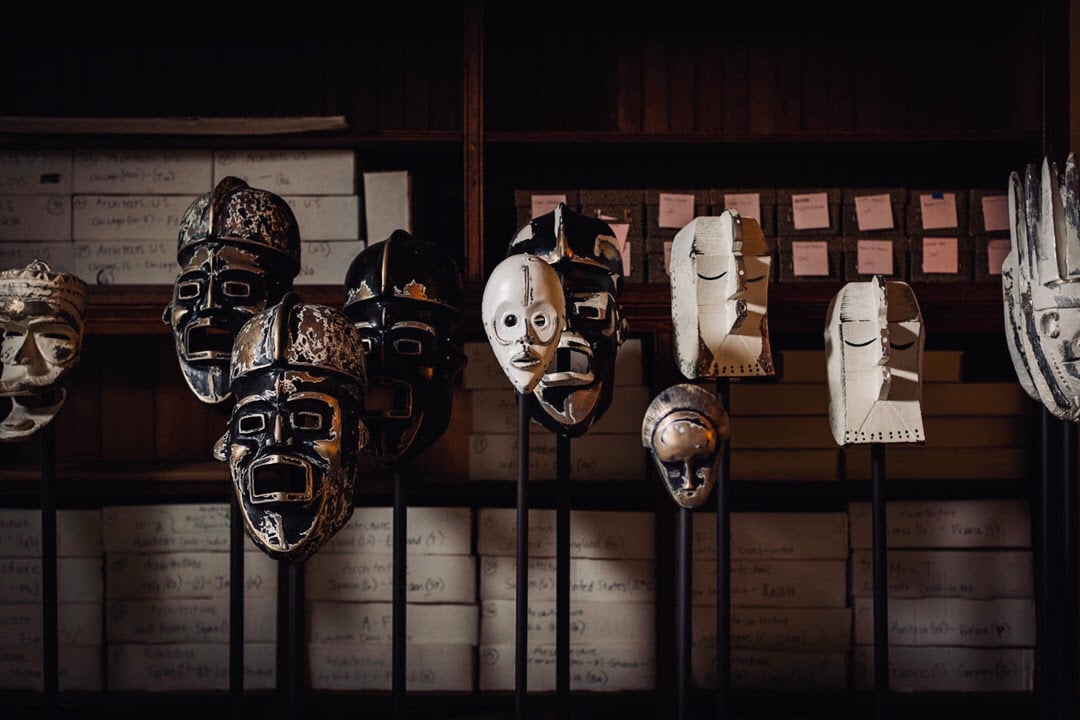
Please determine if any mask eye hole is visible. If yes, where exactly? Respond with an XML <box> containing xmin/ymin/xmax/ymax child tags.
<box><xmin>502</xmin><ymin>313</ymin><xmax>518</xmax><ymax>328</ymax></box>
<box><xmin>1042</xmin><ymin>312</ymin><xmax>1061</xmax><ymax>338</ymax></box>
<box><xmin>223</xmin><ymin>281</ymin><xmax>251</xmax><ymax>298</ymax></box>
<box><xmin>533</xmin><ymin>313</ymin><xmax>548</xmax><ymax>329</ymax></box>
<box><xmin>177</xmin><ymin>282</ymin><xmax>200</xmax><ymax>301</ymax></box>
<box><xmin>393</xmin><ymin>338</ymin><xmax>423</xmax><ymax>356</ymax></box>
<box><xmin>41</xmin><ymin>332</ymin><xmax>71</xmax><ymax>341</ymax></box>
<box><xmin>291</xmin><ymin>411</ymin><xmax>322</xmax><ymax>431</ymax></box>
<box><xmin>359</xmin><ymin>337</ymin><xmax>374</xmax><ymax>353</ymax></box>
<box><xmin>238</xmin><ymin>414</ymin><xmax>265</xmax><ymax>434</ymax></box>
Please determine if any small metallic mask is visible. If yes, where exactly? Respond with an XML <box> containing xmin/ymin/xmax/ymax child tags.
<box><xmin>163</xmin><ymin>176</ymin><xmax>301</xmax><ymax>412</ymax></box>
<box><xmin>642</xmin><ymin>383</ymin><xmax>730</xmax><ymax>509</ymax></box>
<box><xmin>825</xmin><ymin>276</ymin><xmax>925</xmax><ymax>445</ymax></box>
<box><xmin>214</xmin><ymin>293</ymin><xmax>368</xmax><ymax>563</ymax></box>
<box><xmin>507</xmin><ymin>203</ymin><xmax>628</xmax><ymax>437</ymax></box>
<box><xmin>342</xmin><ymin>230</ymin><xmax>466</xmax><ymax>468</ymax></box>
<box><xmin>0</xmin><ymin>260</ymin><xmax>87</xmax><ymax>441</ymax></box>
<box><xmin>670</xmin><ymin>212</ymin><xmax>774</xmax><ymax>379</ymax></box>
<box><xmin>482</xmin><ymin>253</ymin><xmax>566</xmax><ymax>395</ymax></box>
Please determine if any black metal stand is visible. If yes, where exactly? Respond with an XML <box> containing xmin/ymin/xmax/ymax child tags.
<box><xmin>393</xmin><ymin>471</ymin><xmax>407</xmax><ymax>717</ymax></box>
<box><xmin>229</xmin><ymin>493</ymin><xmax>245</xmax><ymax>716</ymax></box>
<box><xmin>556</xmin><ymin>432</ymin><xmax>571</xmax><ymax>713</ymax></box>
<box><xmin>715</xmin><ymin>377</ymin><xmax>731</xmax><ymax>720</ymax></box>
<box><xmin>277</xmin><ymin>560</ymin><xmax>304</xmax><ymax>720</ymax></box>
<box><xmin>1037</xmin><ymin>408</ymin><xmax>1057</xmax><ymax>720</ymax></box>
<box><xmin>40</xmin><ymin>423</ymin><xmax>57</xmax><ymax>720</ymax></box>
<box><xmin>871</xmin><ymin>442</ymin><xmax>888</xmax><ymax>719</ymax></box>
<box><xmin>516</xmin><ymin>392</ymin><xmax>530</xmax><ymax>720</ymax></box>
<box><xmin>1060</xmin><ymin>418</ymin><xmax>1077</xmax><ymax>720</ymax></box>
<box><xmin>676</xmin><ymin>506</ymin><xmax>691</xmax><ymax>720</ymax></box>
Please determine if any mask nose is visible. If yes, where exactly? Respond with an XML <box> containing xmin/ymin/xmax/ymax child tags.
<box><xmin>14</xmin><ymin>333</ymin><xmax>48</xmax><ymax>377</ymax></box>
<box><xmin>267</xmin><ymin>412</ymin><xmax>291</xmax><ymax>447</ymax></box>
<box><xmin>195</xmin><ymin>278</ymin><xmax>221</xmax><ymax>313</ymax></box>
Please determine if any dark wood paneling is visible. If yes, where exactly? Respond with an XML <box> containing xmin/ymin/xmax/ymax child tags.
<box><xmin>99</xmin><ymin>336</ymin><xmax>156</xmax><ymax>461</ymax></box>
<box><xmin>668</xmin><ymin>44</ymin><xmax>696</xmax><ymax>134</ymax></box>
<box><xmin>616</xmin><ymin>38</ymin><xmax>643</xmax><ymax>133</ymax></box>
<box><xmin>695</xmin><ymin>43</ymin><xmax>724</xmax><ymax>134</ymax></box>
<box><xmin>642</xmin><ymin>40</ymin><xmax>669</xmax><ymax>134</ymax></box>
<box><xmin>721</xmin><ymin>43</ymin><xmax>748</xmax><ymax>133</ymax></box>
<box><xmin>153</xmin><ymin>336</ymin><xmax>211</xmax><ymax>462</ymax></box>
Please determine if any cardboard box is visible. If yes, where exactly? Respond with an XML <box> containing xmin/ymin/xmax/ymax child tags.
<box><xmin>0</xmin><ymin>557</ymin><xmax>102</xmax><ymax>604</ymax></box>
<box><xmin>842</xmin><ymin>236</ymin><xmax>909</xmax><ymax>281</ymax></box>
<box><xmin>476</xmin><ymin>508</ymin><xmax>655</xmax><ymax>559</ymax></box>
<box><xmin>362</xmin><ymin>170</ymin><xmax>411</xmax><ymax>243</ymax></box>
<box><xmin>708</xmin><ymin>188</ymin><xmax>777</xmax><ymax>236</ymax></box>
<box><xmin>694</xmin><ymin>648</ymin><xmax>848</xmax><ymax>691</ymax></box>
<box><xmin>108</xmin><ymin>642</ymin><xmax>275</xmax><ymax>691</ymax></box>
<box><xmin>729</xmin><ymin>382</ymin><xmax>1030</xmax><ymax>417</ymax></box>
<box><xmin>514</xmin><ymin>189</ymin><xmax>581</xmax><ymax>228</ymax></box>
<box><xmin>841</xmin><ymin>188</ymin><xmax>906</xmax><ymax>235</ymax></box>
<box><xmin>852</xmin><ymin>646</ymin><xmax>1034</xmax><ymax>692</ymax></box>
<box><xmin>470</xmin><ymin>384</ymin><xmax>650</xmax><ymax>435</ymax></box>
<box><xmin>285</xmin><ymin>195</ymin><xmax>360</xmax><ymax>240</ymax></box>
<box><xmin>776</xmin><ymin>188</ymin><xmax>842</xmax><ymax>236</ymax></box>
<box><xmin>467</xmin><ymin>431</ymin><xmax>646</xmax><ymax>482</ymax></box>
<box><xmin>906</xmin><ymin>189</ymin><xmax>969</xmax><ymax>235</ymax></box>
<box><xmin>975</xmin><ymin>235</ymin><xmax>1011</xmax><ymax>281</ymax></box>
<box><xmin>0</xmin><ymin>241</ymin><xmax>75</xmax><ymax>274</ymax></box>
<box><xmin>968</xmin><ymin>189</ymin><xmax>1011</xmax><ymax>236</ymax></box>
<box><xmin>298</xmin><ymin>240</ymin><xmax>364</xmax><ymax>285</ymax></box>
<box><xmin>73</xmin><ymin>240</ymin><xmax>178</xmax><ymax>285</ymax></box>
<box><xmin>0</xmin><ymin>151</ymin><xmax>73</xmax><ymax>195</ymax></box>
<box><xmin>106</xmin><ymin>597</ymin><xmax>276</xmax><ymax>644</ymax></box>
<box><xmin>694</xmin><ymin>559</ymin><xmax>848</xmax><ymax>607</ymax></box>
<box><xmin>213</xmin><ymin>149</ymin><xmax>355</xmax><ymax>195</ymax></box>
<box><xmin>73</xmin><ymin>150</ymin><xmax>212</xmax><ymax>194</ymax></box>
<box><xmin>778</xmin><ymin>349</ymin><xmax>962</xmax><ymax>383</ymax></box>
<box><xmin>0</xmin><ymin>645</ymin><xmax>101</xmax><ymax>691</ymax></box>
<box><xmin>0</xmin><ymin>603</ymin><xmax>101</xmax><ymax>647</ymax></box>
<box><xmin>309</xmin><ymin>643</ymin><xmax>474</xmax><ymax>691</ymax></box>
<box><xmin>848</xmin><ymin>499</ymin><xmax>1032</xmax><ymax>549</ymax></box>
<box><xmin>304</xmin><ymin>553</ymin><xmax>476</xmax><ymax>603</ymax></box>
<box><xmin>619</xmin><ymin>234</ymin><xmax>646</xmax><ymax>283</ymax></box>
<box><xmin>478</xmin><ymin>556</ymin><xmax>655</xmax><ymax>603</ymax></box>
<box><xmin>909</xmin><ymin>234</ymin><xmax>974</xmax><ymax>282</ymax></box>
<box><xmin>0</xmin><ymin>509</ymin><xmax>101</xmax><ymax>558</ymax></box>
<box><xmin>853</xmin><ymin>597</ymin><xmax>1036</xmax><ymax>647</ymax></box>
<box><xmin>731</xmin><ymin>415</ymin><xmax>1026</xmax><ymax>450</ymax></box>
<box><xmin>848</xmin><ymin>550</ymin><xmax>1035</xmax><ymax>599</ymax></box>
<box><xmin>695</xmin><ymin>606</ymin><xmax>852</xmax><ymax>651</ymax></box>
<box><xmin>320</xmin><ymin>506</ymin><xmax>472</xmax><ymax>556</ymax></box>
<box><xmin>690</xmin><ymin>512</ymin><xmax>849</xmax><ymax>560</ymax></box>
<box><xmin>479</xmin><ymin>643</ymin><xmax>655</xmax><ymax>692</ymax></box>
<box><xmin>104</xmin><ymin>551</ymin><xmax>277</xmax><ymax>600</ymax></box>
<box><xmin>103</xmin><ymin>503</ymin><xmax>232</xmax><ymax>554</ymax></box>
<box><xmin>71</xmin><ymin>194</ymin><xmax>195</xmax><ymax>241</ymax></box>
<box><xmin>308</xmin><ymin>601</ymin><xmax>478</xmax><ymax>645</ymax></box>
<box><xmin>0</xmin><ymin>195</ymin><xmax>72</xmax><ymax>241</ymax></box>
<box><xmin>646</xmin><ymin>246</ymin><xmax>671</xmax><ymax>284</ymax></box>
<box><xmin>777</xmin><ymin>236</ymin><xmax>843</xmax><ymax>282</ymax></box>
<box><xmin>480</xmin><ymin>599</ymin><xmax>655</xmax><ymax>646</ymax></box>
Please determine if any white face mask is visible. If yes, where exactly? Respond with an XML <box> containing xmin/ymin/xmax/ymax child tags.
<box><xmin>825</xmin><ymin>276</ymin><xmax>925</xmax><ymax>445</ymax></box>
<box><xmin>670</xmin><ymin>212</ymin><xmax>774</xmax><ymax>379</ymax></box>
<box><xmin>482</xmin><ymin>254</ymin><xmax>566</xmax><ymax>394</ymax></box>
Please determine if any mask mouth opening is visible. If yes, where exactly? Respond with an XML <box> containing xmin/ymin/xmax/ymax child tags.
<box><xmin>183</xmin><ymin>319</ymin><xmax>234</xmax><ymax>361</ymax></box>
<box><xmin>542</xmin><ymin>341</ymin><xmax>593</xmax><ymax>387</ymax></box>
<box><xmin>249</xmin><ymin>455</ymin><xmax>312</xmax><ymax>503</ymax></box>
<box><xmin>510</xmin><ymin>348</ymin><xmax>543</xmax><ymax>369</ymax></box>
<box><xmin>363</xmin><ymin>377</ymin><xmax>414</xmax><ymax>419</ymax></box>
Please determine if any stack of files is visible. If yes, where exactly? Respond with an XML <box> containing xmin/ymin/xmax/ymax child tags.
<box><xmin>690</xmin><ymin>512</ymin><xmax>852</xmax><ymax>691</ymax></box>
<box><xmin>0</xmin><ymin>152</ymin><xmax>75</xmax><ymax>273</ymax></box>
<box><xmin>305</xmin><ymin>506</ymin><xmax>477</xmax><ymax>691</ymax></box>
<box><xmin>465</xmin><ymin>339</ymin><xmax>647</xmax><ymax>482</ymax></box>
<box><xmin>476</xmin><ymin>508</ymin><xmax>657</xmax><ymax>692</ymax></box>
<box><xmin>0</xmin><ymin>508</ymin><xmax>103</xmax><ymax>690</ymax></box>
<box><xmin>729</xmin><ymin>349</ymin><xmax>1031</xmax><ymax>481</ymax></box>
<box><xmin>102</xmin><ymin>503</ymin><xmax>277</xmax><ymax>691</ymax></box>
<box><xmin>848</xmin><ymin>499</ymin><xmax>1036</xmax><ymax>692</ymax></box>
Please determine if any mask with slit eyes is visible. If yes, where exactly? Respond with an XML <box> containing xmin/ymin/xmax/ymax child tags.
<box><xmin>162</xmin><ymin>176</ymin><xmax>300</xmax><ymax>413</ymax></box>
<box><xmin>214</xmin><ymin>294</ymin><xmax>367</xmax><ymax>563</ymax></box>
<box><xmin>0</xmin><ymin>260</ymin><xmax>87</xmax><ymax>442</ymax></box>
<box><xmin>506</xmin><ymin>203</ymin><xmax>628</xmax><ymax>437</ymax></box>
<box><xmin>670</xmin><ymin>212</ymin><xmax>774</xmax><ymax>379</ymax></box>
<box><xmin>343</xmin><ymin>230</ymin><xmax>466</xmax><ymax>468</ymax></box>
<box><xmin>642</xmin><ymin>383</ymin><xmax>730</xmax><ymax>509</ymax></box>
<box><xmin>825</xmin><ymin>276</ymin><xmax>925</xmax><ymax>445</ymax></box>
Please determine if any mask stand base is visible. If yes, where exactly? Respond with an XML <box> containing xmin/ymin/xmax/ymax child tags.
<box><xmin>276</xmin><ymin>558</ymin><xmax>305</xmax><ymax>720</ymax></box>
<box><xmin>393</xmin><ymin>470</ymin><xmax>407</xmax><ymax>718</ymax></box>
<box><xmin>556</xmin><ymin>431</ymin><xmax>571</xmax><ymax>713</ymax></box>
<box><xmin>515</xmin><ymin>391</ymin><xmax>530</xmax><ymax>720</ymax></box>
<box><xmin>40</xmin><ymin>421</ymin><xmax>58</xmax><ymax>719</ymax></box>
<box><xmin>1060</xmin><ymin>418</ymin><xmax>1077</xmax><ymax>720</ymax></box>
<box><xmin>871</xmin><ymin>441</ymin><xmax>888</xmax><ymax>719</ymax></box>
<box><xmin>229</xmin><ymin>493</ymin><xmax>244</xmax><ymax>716</ymax></box>
<box><xmin>714</xmin><ymin>377</ymin><xmax>731</xmax><ymax>720</ymax></box>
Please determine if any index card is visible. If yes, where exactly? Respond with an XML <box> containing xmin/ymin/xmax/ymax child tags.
<box><xmin>724</xmin><ymin>192</ymin><xmax>761</xmax><ymax>223</ymax></box>
<box><xmin>987</xmin><ymin>238</ymin><xmax>1010</xmax><ymax>275</ymax></box>
<box><xmin>981</xmin><ymin>194</ymin><xmax>1009</xmax><ymax>232</ymax></box>
<box><xmin>791</xmin><ymin>240</ymin><xmax>829</xmax><ymax>276</ymax></box>
<box><xmin>791</xmin><ymin>192</ymin><xmax>830</xmax><ymax>230</ymax></box>
<box><xmin>530</xmin><ymin>193</ymin><xmax>566</xmax><ymax>218</ymax></box>
<box><xmin>854</xmin><ymin>193</ymin><xmax>894</xmax><ymax>231</ymax></box>
<box><xmin>919</xmin><ymin>192</ymin><xmax>958</xmax><ymax>229</ymax></box>
<box><xmin>922</xmin><ymin>237</ymin><xmax>959</xmax><ymax>273</ymax></box>
<box><xmin>857</xmin><ymin>239</ymin><xmax>894</xmax><ymax>275</ymax></box>
<box><xmin>658</xmin><ymin>193</ymin><xmax>695</xmax><ymax>229</ymax></box>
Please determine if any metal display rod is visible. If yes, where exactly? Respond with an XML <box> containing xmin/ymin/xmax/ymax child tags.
<box><xmin>516</xmin><ymin>392</ymin><xmax>530</xmax><ymax>720</ymax></box>
<box><xmin>393</xmin><ymin>472</ymin><xmax>407</xmax><ymax>718</ymax></box>
<box><xmin>556</xmin><ymin>433</ymin><xmax>571</xmax><ymax>712</ymax></box>
<box><xmin>677</xmin><ymin>506</ymin><xmax>692</xmax><ymax>720</ymax></box>
<box><xmin>229</xmin><ymin>495</ymin><xmax>244</xmax><ymax>716</ymax></box>
<box><xmin>715</xmin><ymin>378</ymin><xmax>731</xmax><ymax>720</ymax></box>
<box><xmin>40</xmin><ymin>423</ymin><xmax>58</xmax><ymax>720</ymax></box>
<box><xmin>871</xmin><ymin>442</ymin><xmax>888</xmax><ymax>719</ymax></box>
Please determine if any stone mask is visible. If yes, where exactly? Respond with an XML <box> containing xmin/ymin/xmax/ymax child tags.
<box><xmin>642</xmin><ymin>383</ymin><xmax>729</xmax><ymax>509</ymax></box>
<box><xmin>825</xmin><ymin>276</ymin><xmax>925</xmax><ymax>445</ymax></box>
<box><xmin>0</xmin><ymin>260</ymin><xmax>87</xmax><ymax>441</ymax></box>
<box><xmin>343</xmin><ymin>230</ymin><xmax>466</xmax><ymax>468</ymax></box>
<box><xmin>163</xmin><ymin>176</ymin><xmax>300</xmax><ymax>413</ymax></box>
<box><xmin>670</xmin><ymin>212</ymin><xmax>774</xmax><ymax>379</ymax></box>
<box><xmin>214</xmin><ymin>294</ymin><xmax>367</xmax><ymax>563</ymax></box>
<box><xmin>506</xmin><ymin>203</ymin><xmax>628</xmax><ymax>437</ymax></box>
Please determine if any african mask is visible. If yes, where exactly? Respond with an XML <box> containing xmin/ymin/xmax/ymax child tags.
<box><xmin>342</xmin><ymin>230</ymin><xmax>466</xmax><ymax>468</ymax></box>
<box><xmin>1001</xmin><ymin>170</ymin><xmax>1041</xmax><ymax>404</ymax></box>
<box><xmin>482</xmin><ymin>253</ymin><xmax>566</xmax><ymax>395</ymax></box>
<box><xmin>642</xmin><ymin>383</ymin><xmax>729</xmax><ymax>509</ymax></box>
<box><xmin>825</xmin><ymin>276</ymin><xmax>925</xmax><ymax>445</ymax></box>
<box><xmin>670</xmin><ymin>212</ymin><xmax>774</xmax><ymax>379</ymax></box>
<box><xmin>506</xmin><ymin>203</ymin><xmax>628</xmax><ymax>437</ymax></box>
<box><xmin>213</xmin><ymin>293</ymin><xmax>367</xmax><ymax>563</ymax></box>
<box><xmin>1007</xmin><ymin>155</ymin><xmax>1080</xmax><ymax>421</ymax></box>
<box><xmin>0</xmin><ymin>260</ymin><xmax>87</xmax><ymax>441</ymax></box>
<box><xmin>163</xmin><ymin>176</ymin><xmax>301</xmax><ymax>412</ymax></box>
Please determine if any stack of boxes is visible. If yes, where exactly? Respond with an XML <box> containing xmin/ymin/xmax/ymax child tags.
<box><xmin>304</xmin><ymin>506</ymin><xmax>477</xmax><ymax>692</ymax></box>
<box><xmin>849</xmin><ymin>499</ymin><xmax>1036</xmax><ymax>692</ymax></box>
<box><xmin>102</xmin><ymin>503</ymin><xmax>277</xmax><ymax>691</ymax></box>
<box><xmin>690</xmin><ymin>512</ymin><xmax>851</xmax><ymax>691</ymax></box>
<box><xmin>0</xmin><ymin>508</ymin><xmax>103</xmax><ymax>691</ymax></box>
<box><xmin>476</xmin><ymin>509</ymin><xmax>657</xmax><ymax>691</ymax></box>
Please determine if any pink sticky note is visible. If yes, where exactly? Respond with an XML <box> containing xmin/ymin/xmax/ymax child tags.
<box><xmin>658</xmin><ymin>193</ymin><xmax>695</xmax><ymax>229</ymax></box>
<box><xmin>987</xmin><ymin>238</ymin><xmax>1011</xmax><ymax>275</ymax></box>
<box><xmin>791</xmin><ymin>240</ymin><xmax>830</xmax><ymax>276</ymax></box>
<box><xmin>791</xmin><ymin>192</ymin><xmax>830</xmax><ymax>230</ymax></box>
<box><xmin>919</xmin><ymin>192</ymin><xmax>958</xmax><ymax>230</ymax></box>
<box><xmin>663</xmin><ymin>240</ymin><xmax>673</xmax><ymax>275</ymax></box>
<box><xmin>531</xmin><ymin>194</ymin><xmax>566</xmax><ymax>218</ymax></box>
<box><xmin>857</xmin><ymin>239</ymin><xmax>894</xmax><ymax>275</ymax></box>
<box><xmin>982</xmin><ymin>195</ymin><xmax>1009</xmax><ymax>233</ymax></box>
<box><xmin>854</xmin><ymin>194</ymin><xmax>894</xmax><ymax>231</ymax></box>
<box><xmin>922</xmin><ymin>237</ymin><xmax>959</xmax><ymax>273</ymax></box>
<box><xmin>724</xmin><ymin>192</ymin><xmax>761</xmax><ymax>223</ymax></box>
<box><xmin>610</xmin><ymin>223</ymin><xmax>631</xmax><ymax>277</ymax></box>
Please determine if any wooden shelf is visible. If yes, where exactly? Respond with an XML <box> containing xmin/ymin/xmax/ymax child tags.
<box><xmin>0</xmin><ymin>129</ymin><xmax>463</xmax><ymax>150</ymax></box>
<box><xmin>485</xmin><ymin>130</ymin><xmax>1041</xmax><ymax>147</ymax></box>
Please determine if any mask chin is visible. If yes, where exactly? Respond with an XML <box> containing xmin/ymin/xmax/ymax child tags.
<box><xmin>177</xmin><ymin>359</ymin><xmax>232</xmax><ymax>408</ymax></box>
<box><xmin>361</xmin><ymin>376</ymin><xmax>424</xmax><ymax>466</ymax></box>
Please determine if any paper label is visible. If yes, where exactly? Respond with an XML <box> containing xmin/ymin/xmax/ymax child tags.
<box><xmin>299</xmin><ymin>241</ymin><xmax>365</xmax><ymax>285</ymax></box>
<box><xmin>848</xmin><ymin>499</ymin><xmax>1032</xmax><ymax>549</ymax></box>
<box><xmin>791</xmin><ymin>240</ymin><xmax>829</xmax><ymax>276</ymax></box>
<box><xmin>922</xmin><ymin>237</ymin><xmax>959</xmax><ymax>273</ymax></box>
<box><xmin>0</xmin><ymin>242</ymin><xmax>75</xmax><ymax>274</ymax></box>
<box><xmin>981</xmin><ymin>194</ymin><xmax>1009</xmax><ymax>232</ymax></box>
<box><xmin>724</xmin><ymin>192</ymin><xmax>761</xmax><ymax>223</ymax></box>
<box><xmin>530</xmin><ymin>194</ymin><xmax>565</xmax><ymax>219</ymax></box>
<box><xmin>73</xmin><ymin>150</ymin><xmax>212</xmax><ymax>194</ymax></box>
<box><xmin>0</xmin><ymin>195</ymin><xmax>72</xmax><ymax>241</ymax></box>
<box><xmin>479</xmin><ymin>556</ymin><xmax>656</xmax><ymax>603</ymax></box>
<box><xmin>854</xmin><ymin>193</ymin><xmax>894</xmax><ymax>231</ymax></box>
<box><xmin>477</xmin><ymin>508</ymin><xmax>655</xmax><ymax>559</ymax></box>
<box><xmin>71</xmin><ymin>195</ymin><xmax>195</xmax><ymax>241</ymax></box>
<box><xmin>285</xmin><ymin>195</ymin><xmax>359</xmax><ymax>240</ymax></box>
<box><xmin>856</xmin><ymin>239</ymin><xmax>894</xmax><ymax>275</ymax></box>
<box><xmin>658</xmin><ymin>193</ymin><xmax>695</xmax><ymax>229</ymax></box>
<box><xmin>0</xmin><ymin>151</ymin><xmax>72</xmax><ymax>194</ymax></box>
<box><xmin>610</xmin><ymin>223</ymin><xmax>631</xmax><ymax>276</ymax></box>
<box><xmin>791</xmin><ymin>192</ymin><xmax>830</xmax><ymax>230</ymax></box>
<box><xmin>987</xmin><ymin>238</ymin><xmax>1010</xmax><ymax>276</ymax></box>
<box><xmin>214</xmin><ymin>149</ymin><xmax>355</xmax><ymax>195</ymax></box>
<box><xmin>919</xmin><ymin>192</ymin><xmax>958</xmax><ymax>229</ymax></box>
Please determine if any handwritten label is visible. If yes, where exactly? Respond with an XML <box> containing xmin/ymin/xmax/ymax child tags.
<box><xmin>724</xmin><ymin>192</ymin><xmax>761</xmax><ymax>223</ymax></box>
<box><xmin>0</xmin><ymin>509</ymin><xmax>101</xmax><ymax>557</ymax></box>
<box><xmin>791</xmin><ymin>240</ymin><xmax>829</xmax><ymax>276</ymax></box>
<box><xmin>214</xmin><ymin>149</ymin><xmax>355</xmax><ymax>194</ymax></box>
<box><xmin>73</xmin><ymin>150</ymin><xmax>212</xmax><ymax>194</ymax></box>
<box><xmin>305</xmin><ymin>553</ymin><xmax>475</xmax><ymax>603</ymax></box>
<box><xmin>0</xmin><ymin>557</ymin><xmax>102</xmax><ymax>603</ymax></box>
<box><xmin>0</xmin><ymin>151</ymin><xmax>72</xmax><ymax>194</ymax></box>
<box><xmin>310</xmin><ymin>644</ymin><xmax>474</xmax><ymax>691</ymax></box>
<box><xmin>791</xmin><ymin>192</ymin><xmax>830</xmax><ymax>230</ymax></box>
<box><xmin>694</xmin><ymin>559</ymin><xmax>847</xmax><ymax>607</ymax></box>
<box><xmin>103</xmin><ymin>504</ymin><xmax>232</xmax><ymax>553</ymax></box>
<box><xmin>481</xmin><ymin>599</ymin><xmax>655</xmax><ymax>646</ymax></box>
<box><xmin>857</xmin><ymin>239</ymin><xmax>894</xmax><ymax>275</ymax></box>
<box><xmin>0</xmin><ymin>646</ymin><xmax>102</xmax><ymax>691</ymax></box>
<box><xmin>479</xmin><ymin>556</ymin><xmax>656</xmax><ymax>603</ymax></box>
<box><xmin>919</xmin><ymin>192</ymin><xmax>958</xmax><ymax>229</ymax></box>
<box><xmin>321</xmin><ymin>506</ymin><xmax>472</xmax><ymax>555</ymax></box>
<box><xmin>530</xmin><ymin>193</ymin><xmax>566</xmax><ymax>219</ymax></box>
<box><xmin>658</xmin><ymin>193</ymin><xmax>695</xmax><ymax>229</ymax></box>
<box><xmin>922</xmin><ymin>237</ymin><xmax>959</xmax><ymax>274</ymax></box>
<box><xmin>982</xmin><ymin>194</ymin><xmax>1009</xmax><ymax>232</ymax></box>
<box><xmin>987</xmin><ymin>238</ymin><xmax>1010</xmax><ymax>276</ymax></box>
<box><xmin>299</xmin><ymin>241</ymin><xmax>365</xmax><ymax>285</ymax></box>
<box><xmin>108</xmin><ymin>643</ymin><xmax>275</xmax><ymax>692</ymax></box>
<box><xmin>608</xmin><ymin>222</ymin><xmax>631</xmax><ymax>276</ymax></box>
<box><xmin>308</xmin><ymin>601</ymin><xmax>477</xmax><ymax>645</ymax></box>
<box><xmin>284</xmin><ymin>195</ymin><xmax>359</xmax><ymax>240</ymax></box>
<box><xmin>478</xmin><ymin>508</ymin><xmax>654</xmax><ymax>559</ymax></box>
<box><xmin>0</xmin><ymin>195</ymin><xmax>72</xmax><ymax>241</ymax></box>
<box><xmin>479</xmin><ymin>643</ymin><xmax>655</xmax><ymax>692</ymax></box>
<box><xmin>848</xmin><ymin>499</ymin><xmax>1032</xmax><ymax>549</ymax></box>
<box><xmin>104</xmin><ymin>552</ymin><xmax>276</xmax><ymax>600</ymax></box>
<box><xmin>0</xmin><ymin>242</ymin><xmax>75</xmax><ymax>274</ymax></box>
<box><xmin>71</xmin><ymin>195</ymin><xmax>194</xmax><ymax>241</ymax></box>
<box><xmin>73</xmin><ymin>241</ymin><xmax>178</xmax><ymax>285</ymax></box>
<box><xmin>854</xmin><ymin>193</ymin><xmax>894</xmax><ymax>231</ymax></box>
<box><xmin>106</xmin><ymin>597</ymin><xmax>276</xmax><ymax>644</ymax></box>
